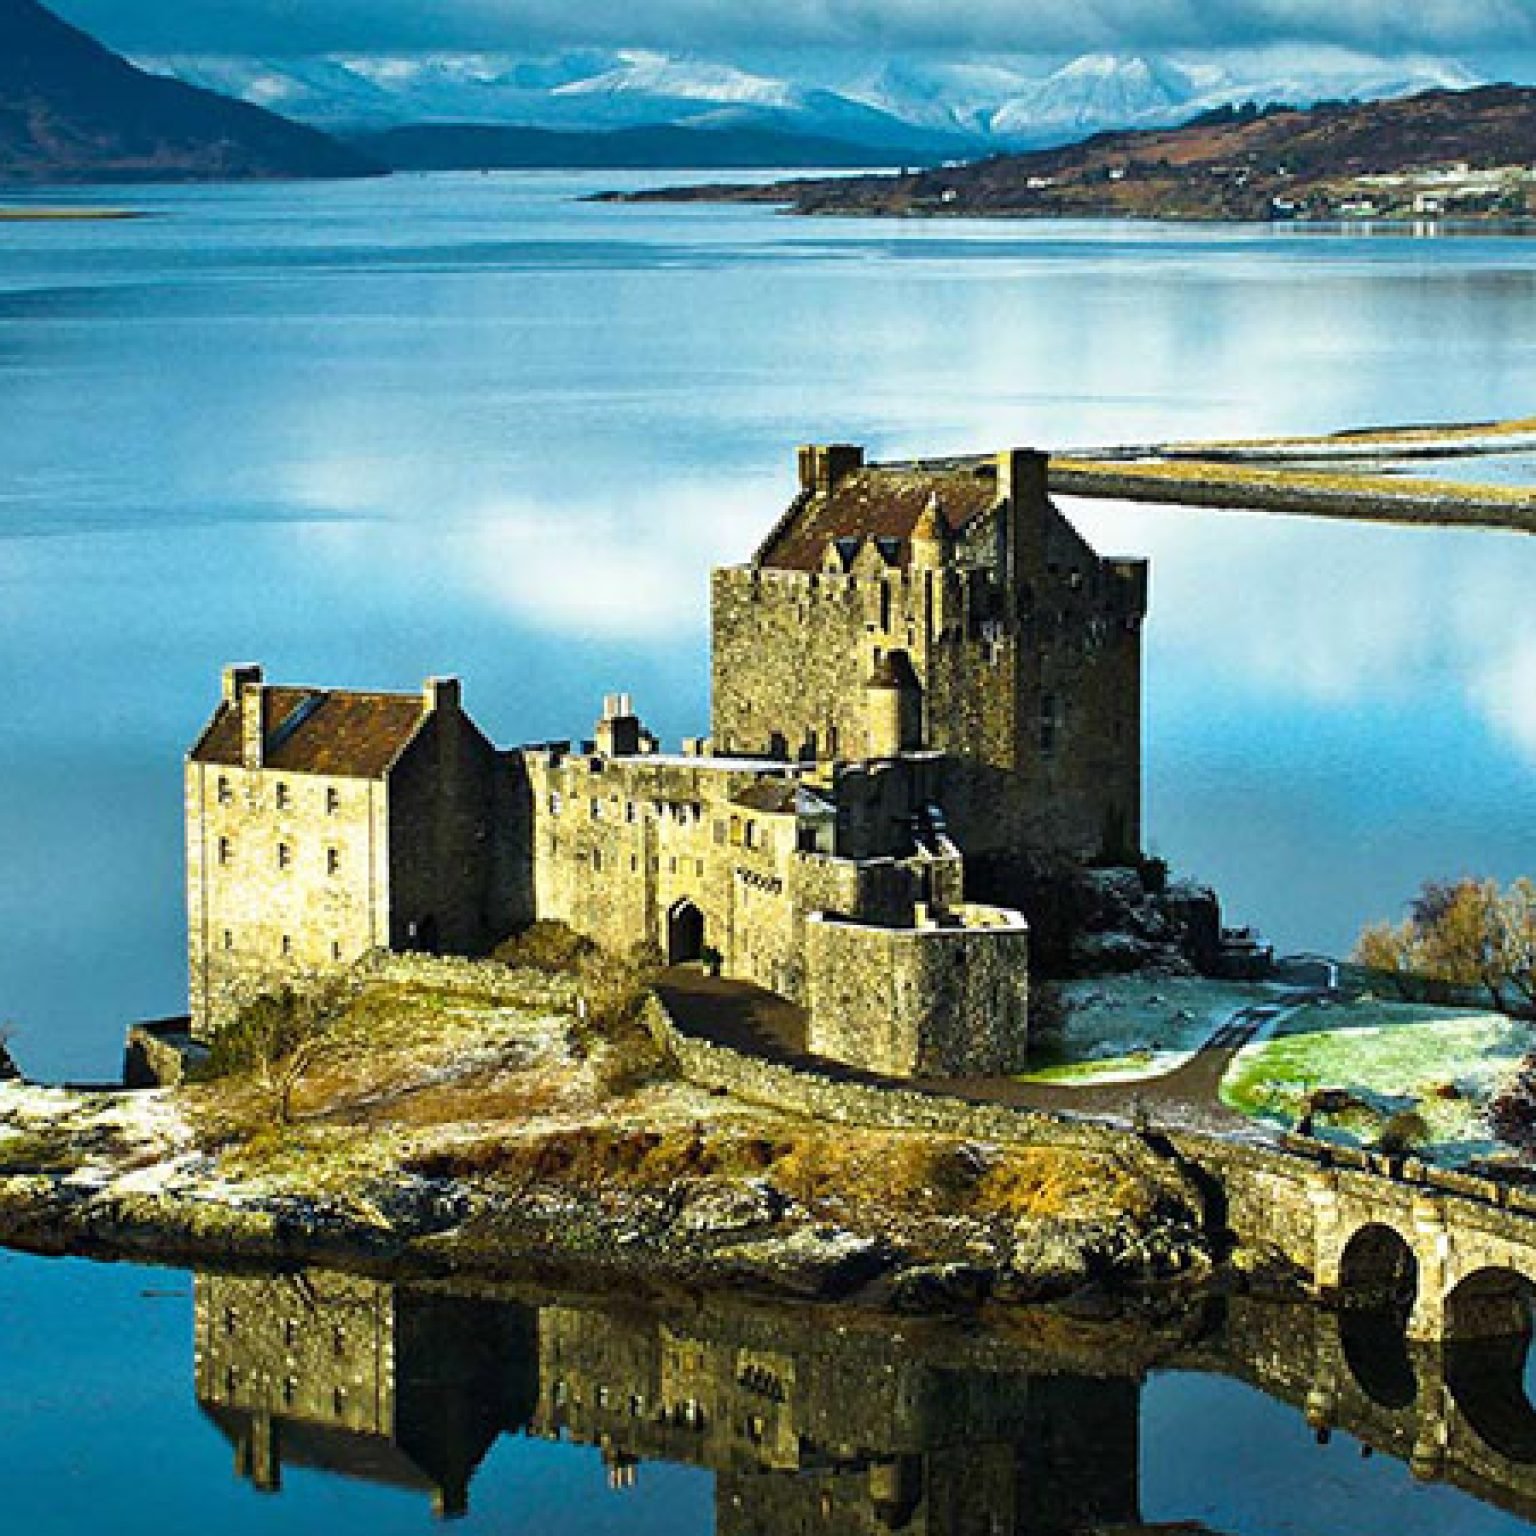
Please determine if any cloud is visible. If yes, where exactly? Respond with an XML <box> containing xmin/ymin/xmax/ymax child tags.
<box><xmin>52</xmin><ymin>0</ymin><xmax>1536</xmax><ymax>62</ymax></box>
<box><xmin>1064</xmin><ymin>498</ymin><xmax>1536</xmax><ymax>770</ymax></box>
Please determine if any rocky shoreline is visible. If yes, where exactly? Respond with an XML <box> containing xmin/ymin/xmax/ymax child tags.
<box><xmin>0</xmin><ymin>1072</ymin><xmax>1216</xmax><ymax>1315</ymax></box>
<box><xmin>0</xmin><ymin>947</ymin><xmax>1226</xmax><ymax>1316</ymax></box>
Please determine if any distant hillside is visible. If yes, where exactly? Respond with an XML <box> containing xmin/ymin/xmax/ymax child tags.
<box><xmin>614</xmin><ymin>85</ymin><xmax>1536</xmax><ymax>221</ymax></box>
<box><xmin>353</xmin><ymin>122</ymin><xmax>925</xmax><ymax>172</ymax></box>
<box><xmin>0</xmin><ymin>0</ymin><xmax>382</xmax><ymax>184</ymax></box>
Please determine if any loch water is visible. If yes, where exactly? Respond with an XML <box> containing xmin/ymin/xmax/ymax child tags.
<box><xmin>4</xmin><ymin>173</ymin><xmax>1536</xmax><ymax>1534</ymax></box>
<box><xmin>1</xmin><ymin>1247</ymin><xmax>1535</xmax><ymax>1536</ymax></box>
<box><xmin>3</xmin><ymin>174</ymin><xmax>1536</xmax><ymax>1080</ymax></box>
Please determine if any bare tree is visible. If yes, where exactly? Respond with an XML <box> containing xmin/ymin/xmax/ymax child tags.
<box><xmin>1355</xmin><ymin>877</ymin><xmax>1536</xmax><ymax>1017</ymax></box>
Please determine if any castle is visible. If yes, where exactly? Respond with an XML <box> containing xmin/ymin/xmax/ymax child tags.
<box><xmin>186</xmin><ymin>446</ymin><xmax>1147</xmax><ymax>1078</ymax></box>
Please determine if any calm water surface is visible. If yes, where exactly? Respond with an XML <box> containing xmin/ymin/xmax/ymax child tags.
<box><xmin>1</xmin><ymin>1248</ymin><xmax>1535</xmax><ymax>1536</ymax></box>
<box><xmin>1</xmin><ymin>173</ymin><xmax>1535</xmax><ymax>1078</ymax></box>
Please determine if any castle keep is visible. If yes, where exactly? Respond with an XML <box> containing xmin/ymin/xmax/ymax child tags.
<box><xmin>187</xmin><ymin>446</ymin><xmax>1147</xmax><ymax>1078</ymax></box>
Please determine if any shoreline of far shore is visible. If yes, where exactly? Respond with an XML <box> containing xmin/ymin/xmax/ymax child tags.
<box><xmin>0</xmin><ymin>207</ymin><xmax>148</xmax><ymax>221</ymax></box>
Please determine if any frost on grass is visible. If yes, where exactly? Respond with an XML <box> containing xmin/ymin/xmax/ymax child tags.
<box><xmin>1219</xmin><ymin>998</ymin><xmax>1534</xmax><ymax>1162</ymax></box>
<box><xmin>1021</xmin><ymin>978</ymin><xmax>1285</xmax><ymax>1085</ymax></box>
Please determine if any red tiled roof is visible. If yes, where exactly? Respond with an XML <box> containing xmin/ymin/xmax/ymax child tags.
<box><xmin>755</xmin><ymin>465</ymin><xmax>1000</xmax><ymax>572</ymax></box>
<box><xmin>190</xmin><ymin>687</ymin><xmax>429</xmax><ymax>779</ymax></box>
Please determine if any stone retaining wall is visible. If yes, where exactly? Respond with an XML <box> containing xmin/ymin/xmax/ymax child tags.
<box><xmin>645</xmin><ymin>995</ymin><xmax>1184</xmax><ymax>1185</ymax></box>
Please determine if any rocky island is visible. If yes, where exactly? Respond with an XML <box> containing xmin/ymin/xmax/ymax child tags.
<box><xmin>1</xmin><ymin>439</ymin><xmax>1534</xmax><ymax>1339</ymax></box>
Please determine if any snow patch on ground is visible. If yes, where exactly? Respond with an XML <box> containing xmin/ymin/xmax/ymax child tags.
<box><xmin>1021</xmin><ymin>978</ymin><xmax>1289</xmax><ymax>1085</ymax></box>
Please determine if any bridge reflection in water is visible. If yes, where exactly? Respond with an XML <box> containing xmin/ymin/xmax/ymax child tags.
<box><xmin>192</xmin><ymin>1268</ymin><xmax>1536</xmax><ymax>1529</ymax></box>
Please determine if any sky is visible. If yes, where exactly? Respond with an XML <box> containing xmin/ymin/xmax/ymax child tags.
<box><xmin>43</xmin><ymin>0</ymin><xmax>1536</xmax><ymax>76</ymax></box>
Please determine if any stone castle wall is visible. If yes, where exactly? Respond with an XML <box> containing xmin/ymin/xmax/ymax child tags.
<box><xmin>187</xmin><ymin>704</ymin><xmax>508</xmax><ymax>1041</ymax></box>
<box><xmin>805</xmin><ymin>908</ymin><xmax>1030</xmax><ymax>1077</ymax></box>
<box><xmin>186</xmin><ymin>760</ymin><xmax>392</xmax><ymax>1039</ymax></box>
<box><xmin>520</xmin><ymin>750</ymin><xmax>806</xmax><ymax>998</ymax></box>
<box><xmin>710</xmin><ymin>467</ymin><xmax>1145</xmax><ymax>870</ymax></box>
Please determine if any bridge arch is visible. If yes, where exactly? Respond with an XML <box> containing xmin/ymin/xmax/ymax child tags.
<box><xmin>1443</xmin><ymin>1268</ymin><xmax>1536</xmax><ymax>1464</ymax></box>
<box><xmin>1337</xmin><ymin>1223</ymin><xmax>1420</xmax><ymax>1409</ymax></box>
<box><xmin>1338</xmin><ymin>1224</ymin><xmax>1419</xmax><ymax>1318</ymax></box>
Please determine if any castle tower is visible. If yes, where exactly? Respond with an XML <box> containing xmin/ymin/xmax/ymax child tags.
<box><xmin>866</xmin><ymin>650</ymin><xmax>924</xmax><ymax>759</ymax></box>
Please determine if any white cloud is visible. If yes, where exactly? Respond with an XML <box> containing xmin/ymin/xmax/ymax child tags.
<box><xmin>1064</xmin><ymin>498</ymin><xmax>1536</xmax><ymax>766</ymax></box>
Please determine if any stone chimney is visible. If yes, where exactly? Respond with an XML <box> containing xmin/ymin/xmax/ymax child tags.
<box><xmin>222</xmin><ymin>662</ymin><xmax>262</xmax><ymax>704</ymax></box>
<box><xmin>423</xmin><ymin>676</ymin><xmax>462</xmax><ymax>716</ymax></box>
<box><xmin>797</xmin><ymin>443</ymin><xmax>865</xmax><ymax>495</ymax></box>
<box><xmin>224</xmin><ymin>664</ymin><xmax>266</xmax><ymax>770</ymax></box>
<box><xmin>596</xmin><ymin>692</ymin><xmax>642</xmax><ymax>758</ymax></box>
<box><xmin>996</xmin><ymin>449</ymin><xmax>1050</xmax><ymax>584</ymax></box>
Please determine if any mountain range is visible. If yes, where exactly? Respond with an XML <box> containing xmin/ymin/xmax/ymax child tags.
<box><xmin>148</xmin><ymin>47</ymin><xmax>1483</xmax><ymax>156</ymax></box>
<box><xmin>0</xmin><ymin>0</ymin><xmax>380</xmax><ymax>183</ymax></box>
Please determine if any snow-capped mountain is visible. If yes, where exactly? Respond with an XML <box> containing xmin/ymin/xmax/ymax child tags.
<box><xmin>140</xmin><ymin>47</ymin><xmax>1486</xmax><ymax>154</ymax></box>
<box><xmin>847</xmin><ymin>51</ymin><xmax>1485</xmax><ymax>147</ymax></box>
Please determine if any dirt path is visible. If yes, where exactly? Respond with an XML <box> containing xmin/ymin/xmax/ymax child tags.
<box><xmin>656</xmin><ymin>966</ymin><xmax>1314</xmax><ymax>1138</ymax></box>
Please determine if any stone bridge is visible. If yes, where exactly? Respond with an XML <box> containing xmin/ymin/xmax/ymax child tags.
<box><xmin>1201</xmin><ymin>1137</ymin><xmax>1536</xmax><ymax>1345</ymax></box>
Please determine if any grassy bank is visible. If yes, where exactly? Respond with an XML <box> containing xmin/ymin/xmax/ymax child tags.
<box><xmin>0</xmin><ymin>954</ymin><xmax>1209</xmax><ymax>1308</ymax></box>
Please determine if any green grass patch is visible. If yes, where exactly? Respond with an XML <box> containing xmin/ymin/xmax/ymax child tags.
<box><xmin>1220</xmin><ymin>1000</ymin><xmax>1534</xmax><ymax>1161</ymax></box>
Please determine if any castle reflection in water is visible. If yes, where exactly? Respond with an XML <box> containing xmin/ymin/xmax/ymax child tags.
<box><xmin>193</xmin><ymin>1268</ymin><xmax>1536</xmax><ymax>1530</ymax></box>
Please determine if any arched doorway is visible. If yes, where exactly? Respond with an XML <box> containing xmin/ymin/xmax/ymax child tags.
<box><xmin>1338</xmin><ymin>1224</ymin><xmax>1419</xmax><ymax>1409</ymax></box>
<box><xmin>667</xmin><ymin>900</ymin><xmax>706</xmax><ymax>966</ymax></box>
<box><xmin>1444</xmin><ymin>1268</ymin><xmax>1536</xmax><ymax>1463</ymax></box>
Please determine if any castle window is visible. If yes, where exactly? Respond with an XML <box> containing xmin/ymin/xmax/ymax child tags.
<box><xmin>216</xmin><ymin>776</ymin><xmax>232</xmax><ymax>806</ymax></box>
<box><xmin>593</xmin><ymin>849</ymin><xmax>603</xmax><ymax>872</ymax></box>
<box><xmin>880</xmin><ymin>581</ymin><xmax>892</xmax><ymax>631</ymax></box>
<box><xmin>283</xmin><ymin>1376</ymin><xmax>298</xmax><ymax>1407</ymax></box>
<box><xmin>696</xmin><ymin>860</ymin><xmax>704</xmax><ymax>877</ymax></box>
<box><xmin>729</xmin><ymin>816</ymin><xmax>742</xmax><ymax>847</ymax></box>
<box><xmin>326</xmin><ymin>847</ymin><xmax>341</xmax><ymax>876</ymax></box>
<box><xmin>590</xmin><ymin>798</ymin><xmax>601</xmax><ymax>820</ymax></box>
<box><xmin>223</xmin><ymin>930</ymin><xmax>234</xmax><ymax>951</ymax></box>
<box><xmin>744</xmin><ymin>821</ymin><xmax>758</xmax><ymax>850</ymax></box>
<box><xmin>713</xmin><ymin>821</ymin><xmax>725</xmax><ymax>846</ymax></box>
<box><xmin>668</xmin><ymin>857</ymin><xmax>677</xmax><ymax>874</ymax></box>
<box><xmin>224</xmin><ymin>1307</ymin><xmax>238</xmax><ymax>1336</ymax></box>
<box><xmin>625</xmin><ymin>801</ymin><xmax>637</xmax><ymax>823</ymax></box>
<box><xmin>275</xmin><ymin>782</ymin><xmax>291</xmax><ymax>810</ymax></box>
<box><xmin>333</xmin><ymin>1326</ymin><xmax>346</xmax><ymax>1357</ymax></box>
<box><xmin>281</xmin><ymin>935</ymin><xmax>292</xmax><ymax>956</ymax></box>
<box><xmin>217</xmin><ymin>837</ymin><xmax>232</xmax><ymax>867</ymax></box>
<box><xmin>277</xmin><ymin>842</ymin><xmax>292</xmax><ymax>870</ymax></box>
<box><xmin>333</xmin><ymin>1387</ymin><xmax>347</xmax><ymax>1418</ymax></box>
<box><xmin>326</xmin><ymin>787</ymin><xmax>341</xmax><ymax>815</ymax></box>
<box><xmin>331</xmin><ymin>941</ymin><xmax>342</xmax><ymax>962</ymax></box>
<box><xmin>630</xmin><ymin>855</ymin><xmax>638</xmax><ymax>872</ymax></box>
<box><xmin>549</xmin><ymin>792</ymin><xmax>562</xmax><ymax>816</ymax></box>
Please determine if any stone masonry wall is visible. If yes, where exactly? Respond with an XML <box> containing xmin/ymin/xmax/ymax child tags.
<box><xmin>804</xmin><ymin>909</ymin><xmax>1030</xmax><ymax>1076</ymax></box>
<box><xmin>385</xmin><ymin>710</ymin><xmax>508</xmax><ymax>956</ymax></box>
<box><xmin>186</xmin><ymin>759</ymin><xmax>392</xmax><ymax>1039</ymax></box>
<box><xmin>521</xmin><ymin>751</ymin><xmax>806</xmax><ymax>999</ymax></box>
